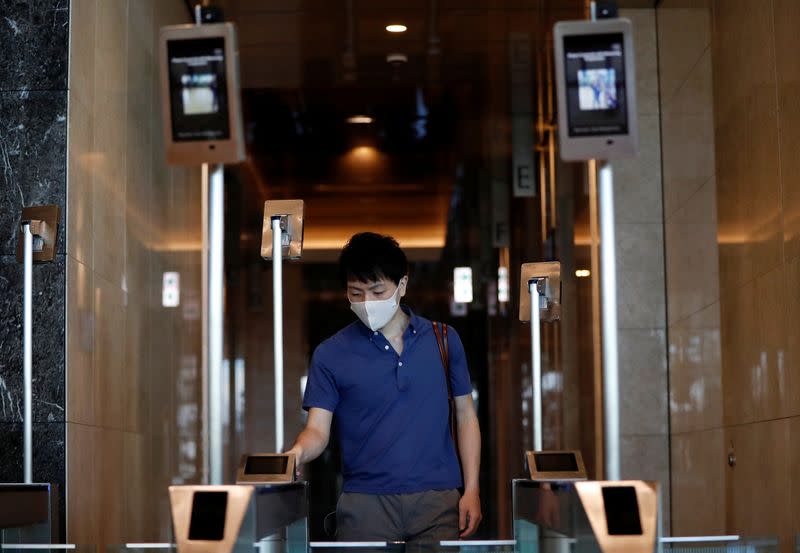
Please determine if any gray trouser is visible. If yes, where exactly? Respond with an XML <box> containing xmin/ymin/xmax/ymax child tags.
<box><xmin>336</xmin><ymin>489</ymin><xmax>460</xmax><ymax>544</ymax></box>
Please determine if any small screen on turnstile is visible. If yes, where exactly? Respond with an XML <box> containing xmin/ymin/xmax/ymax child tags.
<box><xmin>244</xmin><ymin>456</ymin><xmax>289</xmax><ymax>475</ymax></box>
<box><xmin>601</xmin><ymin>486</ymin><xmax>643</xmax><ymax>535</ymax></box>
<box><xmin>534</xmin><ymin>453</ymin><xmax>579</xmax><ymax>472</ymax></box>
<box><xmin>188</xmin><ymin>491</ymin><xmax>228</xmax><ymax>541</ymax></box>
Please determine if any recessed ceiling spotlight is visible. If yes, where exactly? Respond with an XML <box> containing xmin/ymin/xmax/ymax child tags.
<box><xmin>346</xmin><ymin>115</ymin><xmax>374</xmax><ymax>124</ymax></box>
<box><xmin>386</xmin><ymin>24</ymin><xmax>407</xmax><ymax>33</ymax></box>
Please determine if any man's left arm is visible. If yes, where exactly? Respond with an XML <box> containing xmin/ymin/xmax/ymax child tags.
<box><xmin>455</xmin><ymin>393</ymin><xmax>482</xmax><ymax>537</ymax></box>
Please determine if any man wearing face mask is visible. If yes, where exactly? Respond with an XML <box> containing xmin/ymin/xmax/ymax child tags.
<box><xmin>287</xmin><ymin>232</ymin><xmax>482</xmax><ymax>543</ymax></box>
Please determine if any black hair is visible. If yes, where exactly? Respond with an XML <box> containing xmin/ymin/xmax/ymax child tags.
<box><xmin>338</xmin><ymin>232</ymin><xmax>408</xmax><ymax>286</ymax></box>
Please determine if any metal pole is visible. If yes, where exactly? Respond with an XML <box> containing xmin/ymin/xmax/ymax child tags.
<box><xmin>529</xmin><ymin>280</ymin><xmax>542</xmax><ymax>451</ymax></box>
<box><xmin>598</xmin><ymin>161</ymin><xmax>620</xmax><ymax>480</ymax></box>
<box><xmin>208</xmin><ymin>164</ymin><xmax>225</xmax><ymax>484</ymax></box>
<box><xmin>22</xmin><ymin>222</ymin><xmax>33</xmax><ymax>484</ymax></box>
<box><xmin>272</xmin><ymin>217</ymin><xmax>284</xmax><ymax>452</ymax></box>
<box><xmin>201</xmin><ymin>164</ymin><xmax>210</xmax><ymax>483</ymax></box>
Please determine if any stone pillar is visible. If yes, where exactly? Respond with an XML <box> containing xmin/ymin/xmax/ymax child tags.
<box><xmin>613</xmin><ymin>8</ymin><xmax>670</xmax><ymax>532</ymax></box>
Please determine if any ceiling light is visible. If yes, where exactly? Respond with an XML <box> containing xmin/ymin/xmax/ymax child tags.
<box><xmin>575</xmin><ymin>269</ymin><xmax>591</xmax><ymax>278</ymax></box>
<box><xmin>386</xmin><ymin>24</ymin><xmax>407</xmax><ymax>33</ymax></box>
<box><xmin>346</xmin><ymin>115</ymin><xmax>373</xmax><ymax>124</ymax></box>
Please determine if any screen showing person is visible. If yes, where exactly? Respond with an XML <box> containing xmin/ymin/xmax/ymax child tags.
<box><xmin>563</xmin><ymin>33</ymin><xmax>627</xmax><ymax>137</ymax></box>
<box><xmin>181</xmin><ymin>73</ymin><xmax>219</xmax><ymax>115</ymax></box>
<box><xmin>167</xmin><ymin>37</ymin><xmax>230</xmax><ymax>142</ymax></box>
<box><xmin>577</xmin><ymin>68</ymin><xmax>618</xmax><ymax>111</ymax></box>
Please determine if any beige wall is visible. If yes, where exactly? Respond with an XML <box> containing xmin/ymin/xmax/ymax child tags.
<box><xmin>66</xmin><ymin>0</ymin><xmax>203</xmax><ymax>543</ymax></box>
<box><xmin>661</xmin><ymin>0</ymin><xmax>800</xmax><ymax>549</ymax></box>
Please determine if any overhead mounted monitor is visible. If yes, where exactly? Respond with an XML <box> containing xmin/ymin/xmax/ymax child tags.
<box><xmin>554</xmin><ymin>19</ymin><xmax>638</xmax><ymax>161</ymax></box>
<box><xmin>159</xmin><ymin>23</ymin><xmax>245</xmax><ymax>164</ymax></box>
<box><xmin>525</xmin><ymin>450</ymin><xmax>587</xmax><ymax>482</ymax></box>
<box><xmin>236</xmin><ymin>453</ymin><xmax>296</xmax><ymax>484</ymax></box>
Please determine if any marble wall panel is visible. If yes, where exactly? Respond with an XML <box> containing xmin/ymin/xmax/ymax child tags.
<box><xmin>0</xmin><ymin>91</ymin><xmax>67</xmax><ymax>255</ymax></box>
<box><xmin>613</xmin><ymin>115</ymin><xmax>663</xmax><ymax>225</ymax></box>
<box><xmin>626</xmin><ymin>10</ymin><xmax>659</xmax><ymax>116</ymax></box>
<box><xmin>615</xmin><ymin>223</ymin><xmax>666</xmax><ymax>330</ymax></box>
<box><xmin>618</xmin><ymin>328</ymin><xmax>668</xmax><ymax>436</ymax></box>
<box><xmin>0</xmin><ymin>2</ymin><xmax>69</xmax><ymax>541</ymax></box>
<box><xmin>0</xmin><ymin>256</ymin><xmax>65</xmax><ymax>422</ymax></box>
<box><xmin>620</xmin><ymin>434</ymin><xmax>671</xmax><ymax>531</ymax></box>
<box><xmin>0</xmin><ymin>0</ymin><xmax>69</xmax><ymax>91</ymax></box>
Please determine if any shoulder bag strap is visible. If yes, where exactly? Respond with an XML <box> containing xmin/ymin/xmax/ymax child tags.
<box><xmin>432</xmin><ymin>321</ymin><xmax>457</xmax><ymax>443</ymax></box>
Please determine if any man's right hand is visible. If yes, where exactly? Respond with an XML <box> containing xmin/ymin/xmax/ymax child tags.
<box><xmin>286</xmin><ymin>445</ymin><xmax>304</xmax><ymax>479</ymax></box>
<box><xmin>286</xmin><ymin>408</ymin><xmax>333</xmax><ymax>466</ymax></box>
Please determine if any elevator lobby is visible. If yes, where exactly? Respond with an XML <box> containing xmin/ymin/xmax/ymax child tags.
<box><xmin>1</xmin><ymin>0</ymin><xmax>800</xmax><ymax>552</ymax></box>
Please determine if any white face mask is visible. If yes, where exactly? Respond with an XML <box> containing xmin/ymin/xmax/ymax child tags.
<box><xmin>350</xmin><ymin>285</ymin><xmax>402</xmax><ymax>331</ymax></box>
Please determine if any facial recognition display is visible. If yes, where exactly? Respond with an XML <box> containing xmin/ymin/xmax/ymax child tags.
<box><xmin>159</xmin><ymin>23</ymin><xmax>245</xmax><ymax>164</ymax></box>
<box><xmin>167</xmin><ymin>37</ymin><xmax>230</xmax><ymax>141</ymax></box>
<box><xmin>554</xmin><ymin>19</ymin><xmax>638</xmax><ymax>161</ymax></box>
<box><xmin>563</xmin><ymin>33</ymin><xmax>627</xmax><ymax>137</ymax></box>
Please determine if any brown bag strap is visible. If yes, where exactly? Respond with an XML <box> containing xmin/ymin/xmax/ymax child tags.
<box><xmin>433</xmin><ymin>321</ymin><xmax>458</xmax><ymax>446</ymax></box>
<box><xmin>432</xmin><ymin>321</ymin><xmax>453</xmax><ymax>399</ymax></box>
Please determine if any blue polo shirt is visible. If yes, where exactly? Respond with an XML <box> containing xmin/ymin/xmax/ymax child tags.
<box><xmin>302</xmin><ymin>307</ymin><xmax>472</xmax><ymax>494</ymax></box>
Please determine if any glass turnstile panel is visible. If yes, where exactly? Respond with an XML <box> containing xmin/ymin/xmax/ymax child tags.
<box><xmin>0</xmin><ymin>484</ymin><xmax>58</xmax><ymax>545</ymax></box>
<box><xmin>0</xmin><ymin>547</ymin><xmax>95</xmax><ymax>553</ymax></box>
<box><xmin>662</xmin><ymin>538</ymin><xmax>778</xmax><ymax>553</ymax></box>
<box><xmin>512</xmin><ymin>479</ymin><xmax>778</xmax><ymax>553</ymax></box>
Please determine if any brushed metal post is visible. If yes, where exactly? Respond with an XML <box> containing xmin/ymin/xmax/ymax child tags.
<box><xmin>208</xmin><ymin>163</ymin><xmax>225</xmax><ymax>484</ymax></box>
<box><xmin>598</xmin><ymin>161</ymin><xmax>620</xmax><ymax>480</ymax></box>
<box><xmin>22</xmin><ymin>222</ymin><xmax>33</xmax><ymax>484</ymax></box>
<box><xmin>272</xmin><ymin>217</ymin><xmax>284</xmax><ymax>452</ymax></box>
<box><xmin>529</xmin><ymin>279</ymin><xmax>542</xmax><ymax>452</ymax></box>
